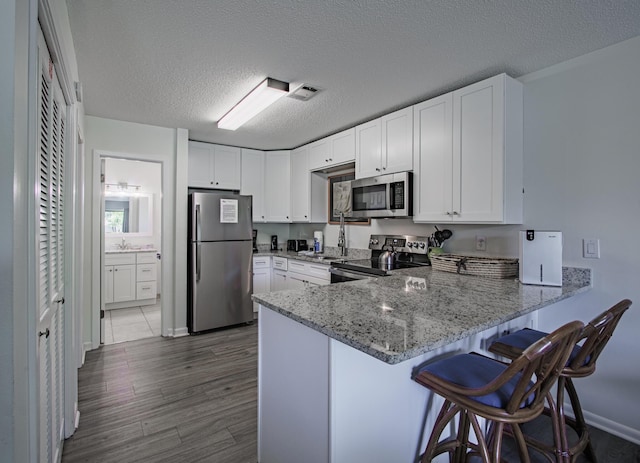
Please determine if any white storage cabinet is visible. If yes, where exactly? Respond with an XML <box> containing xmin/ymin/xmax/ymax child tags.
<box><xmin>355</xmin><ymin>107</ymin><xmax>413</xmax><ymax>179</ymax></box>
<box><xmin>264</xmin><ymin>151</ymin><xmax>292</xmax><ymax>222</ymax></box>
<box><xmin>104</xmin><ymin>251</ymin><xmax>158</xmax><ymax>309</ymax></box>
<box><xmin>290</xmin><ymin>146</ymin><xmax>328</xmax><ymax>223</ymax></box>
<box><xmin>413</xmin><ymin>73</ymin><xmax>523</xmax><ymax>223</ymax></box>
<box><xmin>241</xmin><ymin>149</ymin><xmax>266</xmax><ymax>223</ymax></box>
<box><xmin>188</xmin><ymin>141</ymin><xmax>241</xmax><ymax>190</ymax></box>
<box><xmin>252</xmin><ymin>256</ymin><xmax>271</xmax><ymax>312</ymax></box>
<box><xmin>271</xmin><ymin>256</ymin><xmax>288</xmax><ymax>291</ymax></box>
<box><xmin>308</xmin><ymin>128</ymin><xmax>356</xmax><ymax>171</ymax></box>
<box><xmin>287</xmin><ymin>259</ymin><xmax>331</xmax><ymax>288</ymax></box>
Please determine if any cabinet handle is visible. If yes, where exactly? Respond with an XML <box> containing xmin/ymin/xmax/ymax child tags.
<box><xmin>329</xmin><ymin>158</ymin><xmax>332</xmax><ymax>162</ymax></box>
<box><xmin>216</xmin><ymin>182</ymin><xmax>219</xmax><ymax>185</ymax></box>
<box><xmin>382</xmin><ymin>166</ymin><xmax>386</xmax><ymax>170</ymax></box>
<box><xmin>115</xmin><ymin>268</ymin><xmax>118</xmax><ymax>271</ymax></box>
<box><xmin>39</xmin><ymin>329</ymin><xmax>50</xmax><ymax>338</ymax></box>
<box><xmin>142</xmin><ymin>286</ymin><xmax>151</xmax><ymax>290</ymax></box>
<box><xmin>55</xmin><ymin>297</ymin><xmax>65</xmax><ymax>304</ymax></box>
<box><xmin>375</xmin><ymin>168</ymin><xmax>381</xmax><ymax>172</ymax></box>
<box><xmin>142</xmin><ymin>269</ymin><xmax>151</xmax><ymax>272</ymax></box>
<box><xmin>446</xmin><ymin>211</ymin><xmax>452</xmax><ymax>216</ymax></box>
<box><xmin>210</xmin><ymin>181</ymin><xmax>214</xmax><ymax>185</ymax></box>
<box><xmin>452</xmin><ymin>211</ymin><xmax>459</xmax><ymax>215</ymax></box>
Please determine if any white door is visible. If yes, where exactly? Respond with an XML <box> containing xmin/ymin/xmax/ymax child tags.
<box><xmin>381</xmin><ymin>107</ymin><xmax>413</xmax><ymax>174</ymax></box>
<box><xmin>37</xmin><ymin>28</ymin><xmax>67</xmax><ymax>463</ymax></box>
<box><xmin>112</xmin><ymin>265</ymin><xmax>137</xmax><ymax>302</ymax></box>
<box><xmin>187</xmin><ymin>141</ymin><xmax>213</xmax><ymax>188</ymax></box>
<box><xmin>212</xmin><ymin>145</ymin><xmax>241</xmax><ymax>190</ymax></box>
<box><xmin>241</xmin><ymin>149</ymin><xmax>266</xmax><ymax>222</ymax></box>
<box><xmin>355</xmin><ymin>119</ymin><xmax>382</xmax><ymax>179</ymax></box>
<box><xmin>264</xmin><ymin>151</ymin><xmax>291</xmax><ymax>222</ymax></box>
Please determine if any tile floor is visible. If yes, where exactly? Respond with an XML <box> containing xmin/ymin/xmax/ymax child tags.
<box><xmin>103</xmin><ymin>300</ymin><xmax>161</xmax><ymax>344</ymax></box>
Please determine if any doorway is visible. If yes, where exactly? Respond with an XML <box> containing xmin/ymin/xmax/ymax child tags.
<box><xmin>101</xmin><ymin>157</ymin><xmax>162</xmax><ymax>344</ymax></box>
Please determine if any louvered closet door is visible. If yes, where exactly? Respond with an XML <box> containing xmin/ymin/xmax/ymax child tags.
<box><xmin>37</xmin><ymin>27</ymin><xmax>67</xmax><ymax>463</ymax></box>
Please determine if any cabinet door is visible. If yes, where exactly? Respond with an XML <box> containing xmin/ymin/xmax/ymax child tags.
<box><xmin>412</xmin><ymin>94</ymin><xmax>454</xmax><ymax>222</ymax></box>
<box><xmin>453</xmin><ymin>75</ymin><xmax>504</xmax><ymax>222</ymax></box>
<box><xmin>308</xmin><ymin>138</ymin><xmax>330</xmax><ymax>171</ymax></box>
<box><xmin>187</xmin><ymin>141</ymin><xmax>214</xmax><ymax>188</ymax></box>
<box><xmin>264</xmin><ymin>151</ymin><xmax>291</xmax><ymax>222</ymax></box>
<box><xmin>112</xmin><ymin>264</ymin><xmax>136</xmax><ymax>302</ymax></box>
<box><xmin>271</xmin><ymin>269</ymin><xmax>288</xmax><ymax>291</ymax></box>
<box><xmin>381</xmin><ymin>107</ymin><xmax>413</xmax><ymax>174</ymax></box>
<box><xmin>287</xmin><ymin>273</ymin><xmax>307</xmax><ymax>290</ymax></box>
<box><xmin>355</xmin><ymin>118</ymin><xmax>382</xmax><ymax>179</ymax></box>
<box><xmin>253</xmin><ymin>268</ymin><xmax>271</xmax><ymax>312</ymax></box>
<box><xmin>290</xmin><ymin>147</ymin><xmax>310</xmax><ymax>222</ymax></box>
<box><xmin>241</xmin><ymin>149</ymin><xmax>266</xmax><ymax>222</ymax></box>
<box><xmin>213</xmin><ymin>145</ymin><xmax>241</xmax><ymax>190</ymax></box>
<box><xmin>330</xmin><ymin>128</ymin><xmax>355</xmax><ymax>165</ymax></box>
<box><xmin>104</xmin><ymin>266</ymin><xmax>114</xmax><ymax>304</ymax></box>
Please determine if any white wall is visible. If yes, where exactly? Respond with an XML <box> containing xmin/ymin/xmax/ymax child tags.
<box><xmin>298</xmin><ymin>36</ymin><xmax>640</xmax><ymax>441</ymax></box>
<box><xmin>84</xmin><ymin>116</ymin><xmax>188</xmax><ymax>346</ymax></box>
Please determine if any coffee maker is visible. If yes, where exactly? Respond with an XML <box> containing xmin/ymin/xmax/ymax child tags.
<box><xmin>270</xmin><ymin>235</ymin><xmax>278</xmax><ymax>251</ymax></box>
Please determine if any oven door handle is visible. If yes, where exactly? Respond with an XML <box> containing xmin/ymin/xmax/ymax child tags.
<box><xmin>329</xmin><ymin>267</ymin><xmax>377</xmax><ymax>280</ymax></box>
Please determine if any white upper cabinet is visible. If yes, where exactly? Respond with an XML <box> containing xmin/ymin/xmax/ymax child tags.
<box><xmin>291</xmin><ymin>146</ymin><xmax>328</xmax><ymax>223</ymax></box>
<box><xmin>188</xmin><ymin>141</ymin><xmax>241</xmax><ymax>190</ymax></box>
<box><xmin>241</xmin><ymin>149</ymin><xmax>266</xmax><ymax>223</ymax></box>
<box><xmin>355</xmin><ymin>107</ymin><xmax>413</xmax><ymax>179</ymax></box>
<box><xmin>413</xmin><ymin>74</ymin><xmax>523</xmax><ymax>223</ymax></box>
<box><xmin>264</xmin><ymin>151</ymin><xmax>292</xmax><ymax>222</ymax></box>
<box><xmin>308</xmin><ymin>128</ymin><xmax>355</xmax><ymax>171</ymax></box>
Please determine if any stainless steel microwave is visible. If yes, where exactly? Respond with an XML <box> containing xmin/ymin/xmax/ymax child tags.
<box><xmin>345</xmin><ymin>172</ymin><xmax>412</xmax><ymax>218</ymax></box>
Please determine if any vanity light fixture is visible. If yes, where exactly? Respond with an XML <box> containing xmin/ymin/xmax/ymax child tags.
<box><xmin>217</xmin><ymin>78</ymin><xmax>290</xmax><ymax>130</ymax></box>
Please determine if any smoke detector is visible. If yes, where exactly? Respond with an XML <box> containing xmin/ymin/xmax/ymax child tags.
<box><xmin>288</xmin><ymin>84</ymin><xmax>320</xmax><ymax>101</ymax></box>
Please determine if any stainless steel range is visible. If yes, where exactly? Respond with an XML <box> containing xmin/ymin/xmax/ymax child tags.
<box><xmin>329</xmin><ymin>234</ymin><xmax>431</xmax><ymax>283</ymax></box>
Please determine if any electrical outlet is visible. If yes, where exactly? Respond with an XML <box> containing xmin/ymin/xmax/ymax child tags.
<box><xmin>476</xmin><ymin>236</ymin><xmax>487</xmax><ymax>251</ymax></box>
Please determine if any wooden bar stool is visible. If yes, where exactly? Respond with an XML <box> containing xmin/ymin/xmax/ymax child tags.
<box><xmin>414</xmin><ymin>320</ymin><xmax>583</xmax><ymax>463</ymax></box>
<box><xmin>488</xmin><ymin>299</ymin><xmax>632</xmax><ymax>462</ymax></box>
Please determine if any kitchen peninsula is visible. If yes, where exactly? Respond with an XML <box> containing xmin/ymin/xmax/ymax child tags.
<box><xmin>253</xmin><ymin>267</ymin><xmax>591</xmax><ymax>463</ymax></box>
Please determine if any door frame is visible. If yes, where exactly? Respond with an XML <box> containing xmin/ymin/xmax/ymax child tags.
<box><xmin>91</xmin><ymin>151</ymin><xmax>165</xmax><ymax>347</ymax></box>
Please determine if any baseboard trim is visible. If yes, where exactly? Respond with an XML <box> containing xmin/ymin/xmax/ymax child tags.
<box><xmin>83</xmin><ymin>342</ymin><xmax>92</xmax><ymax>357</ymax></box>
<box><xmin>564</xmin><ymin>403</ymin><xmax>640</xmax><ymax>445</ymax></box>
<box><xmin>170</xmin><ymin>327</ymin><xmax>189</xmax><ymax>337</ymax></box>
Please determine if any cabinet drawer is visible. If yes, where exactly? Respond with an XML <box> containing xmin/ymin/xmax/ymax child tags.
<box><xmin>104</xmin><ymin>253</ymin><xmax>136</xmax><ymax>265</ymax></box>
<box><xmin>137</xmin><ymin>281</ymin><xmax>157</xmax><ymax>300</ymax></box>
<box><xmin>136</xmin><ymin>252</ymin><xmax>157</xmax><ymax>264</ymax></box>
<box><xmin>307</xmin><ymin>263</ymin><xmax>330</xmax><ymax>281</ymax></box>
<box><xmin>253</xmin><ymin>256</ymin><xmax>271</xmax><ymax>269</ymax></box>
<box><xmin>287</xmin><ymin>260</ymin><xmax>306</xmax><ymax>274</ymax></box>
<box><xmin>137</xmin><ymin>264</ymin><xmax>157</xmax><ymax>282</ymax></box>
<box><xmin>272</xmin><ymin>256</ymin><xmax>288</xmax><ymax>271</ymax></box>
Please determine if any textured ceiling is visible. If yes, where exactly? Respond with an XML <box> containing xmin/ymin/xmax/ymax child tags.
<box><xmin>66</xmin><ymin>0</ymin><xmax>640</xmax><ymax>150</ymax></box>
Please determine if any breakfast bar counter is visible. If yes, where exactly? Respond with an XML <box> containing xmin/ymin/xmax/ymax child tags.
<box><xmin>253</xmin><ymin>267</ymin><xmax>591</xmax><ymax>463</ymax></box>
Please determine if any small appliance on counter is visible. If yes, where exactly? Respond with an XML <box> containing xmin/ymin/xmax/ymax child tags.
<box><xmin>252</xmin><ymin>229</ymin><xmax>258</xmax><ymax>252</ymax></box>
<box><xmin>270</xmin><ymin>235</ymin><xmax>278</xmax><ymax>251</ymax></box>
<box><xmin>519</xmin><ymin>230</ymin><xmax>562</xmax><ymax>286</ymax></box>
<box><xmin>313</xmin><ymin>231</ymin><xmax>323</xmax><ymax>253</ymax></box>
<box><xmin>287</xmin><ymin>239</ymin><xmax>309</xmax><ymax>252</ymax></box>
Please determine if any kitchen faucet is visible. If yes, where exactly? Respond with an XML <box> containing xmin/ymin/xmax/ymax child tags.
<box><xmin>338</xmin><ymin>212</ymin><xmax>347</xmax><ymax>256</ymax></box>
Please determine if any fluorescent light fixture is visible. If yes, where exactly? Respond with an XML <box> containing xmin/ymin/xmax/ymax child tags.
<box><xmin>217</xmin><ymin>78</ymin><xmax>289</xmax><ymax>130</ymax></box>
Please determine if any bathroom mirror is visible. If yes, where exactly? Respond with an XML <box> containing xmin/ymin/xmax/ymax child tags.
<box><xmin>104</xmin><ymin>193</ymin><xmax>153</xmax><ymax>235</ymax></box>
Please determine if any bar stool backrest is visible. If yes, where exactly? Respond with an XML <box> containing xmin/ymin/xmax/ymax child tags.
<box><xmin>568</xmin><ymin>299</ymin><xmax>632</xmax><ymax>375</ymax></box>
<box><xmin>502</xmin><ymin>320</ymin><xmax>584</xmax><ymax>415</ymax></box>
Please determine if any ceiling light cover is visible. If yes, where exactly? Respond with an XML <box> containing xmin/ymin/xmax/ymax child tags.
<box><xmin>217</xmin><ymin>78</ymin><xmax>289</xmax><ymax>130</ymax></box>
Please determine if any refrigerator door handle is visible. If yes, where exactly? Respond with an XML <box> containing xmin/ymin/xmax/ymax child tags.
<box><xmin>196</xmin><ymin>243</ymin><xmax>202</xmax><ymax>282</ymax></box>
<box><xmin>195</xmin><ymin>204</ymin><xmax>202</xmax><ymax>242</ymax></box>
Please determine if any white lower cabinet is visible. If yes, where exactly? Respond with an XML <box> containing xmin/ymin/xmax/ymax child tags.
<box><xmin>287</xmin><ymin>259</ymin><xmax>330</xmax><ymax>288</ymax></box>
<box><xmin>104</xmin><ymin>251</ymin><xmax>158</xmax><ymax>309</ymax></box>
<box><xmin>271</xmin><ymin>257</ymin><xmax>289</xmax><ymax>291</ymax></box>
<box><xmin>253</xmin><ymin>256</ymin><xmax>271</xmax><ymax>312</ymax></box>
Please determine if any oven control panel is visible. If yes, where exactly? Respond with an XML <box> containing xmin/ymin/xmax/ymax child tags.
<box><xmin>368</xmin><ymin>234</ymin><xmax>429</xmax><ymax>254</ymax></box>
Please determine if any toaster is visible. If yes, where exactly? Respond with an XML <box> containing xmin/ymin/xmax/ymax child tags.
<box><xmin>287</xmin><ymin>239</ymin><xmax>309</xmax><ymax>252</ymax></box>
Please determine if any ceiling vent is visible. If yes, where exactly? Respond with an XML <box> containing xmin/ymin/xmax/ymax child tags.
<box><xmin>288</xmin><ymin>84</ymin><xmax>320</xmax><ymax>101</ymax></box>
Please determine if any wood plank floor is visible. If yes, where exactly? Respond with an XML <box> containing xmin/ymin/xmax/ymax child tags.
<box><xmin>62</xmin><ymin>323</ymin><xmax>258</xmax><ymax>463</ymax></box>
<box><xmin>63</xmin><ymin>321</ymin><xmax>639</xmax><ymax>462</ymax></box>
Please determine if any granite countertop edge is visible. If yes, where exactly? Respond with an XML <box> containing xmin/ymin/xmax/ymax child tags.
<box><xmin>253</xmin><ymin>267</ymin><xmax>592</xmax><ymax>365</ymax></box>
<box><xmin>105</xmin><ymin>248</ymin><xmax>158</xmax><ymax>254</ymax></box>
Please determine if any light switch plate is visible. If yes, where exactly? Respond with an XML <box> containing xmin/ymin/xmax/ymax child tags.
<box><xmin>475</xmin><ymin>236</ymin><xmax>486</xmax><ymax>251</ymax></box>
<box><xmin>582</xmin><ymin>239</ymin><xmax>600</xmax><ymax>259</ymax></box>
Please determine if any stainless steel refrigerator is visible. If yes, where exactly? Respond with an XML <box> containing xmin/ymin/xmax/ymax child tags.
<box><xmin>188</xmin><ymin>191</ymin><xmax>253</xmax><ymax>333</ymax></box>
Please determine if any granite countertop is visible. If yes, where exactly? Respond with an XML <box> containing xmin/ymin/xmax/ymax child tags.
<box><xmin>253</xmin><ymin>247</ymin><xmax>370</xmax><ymax>264</ymax></box>
<box><xmin>105</xmin><ymin>247</ymin><xmax>158</xmax><ymax>254</ymax></box>
<box><xmin>252</xmin><ymin>267</ymin><xmax>591</xmax><ymax>365</ymax></box>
